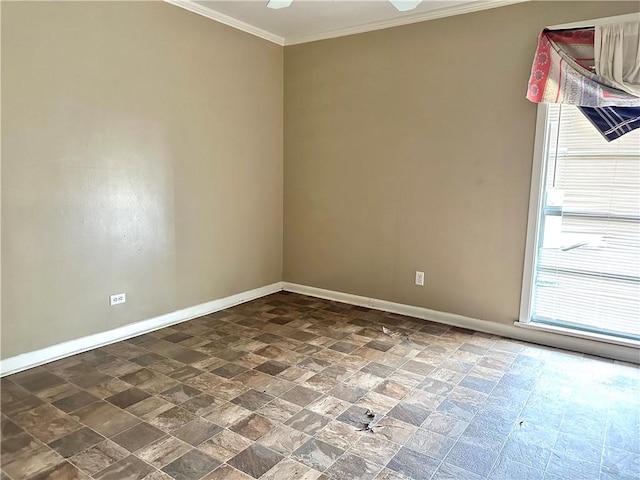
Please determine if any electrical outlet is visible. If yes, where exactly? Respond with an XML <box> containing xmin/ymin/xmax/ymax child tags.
<box><xmin>110</xmin><ymin>293</ymin><xmax>126</xmax><ymax>306</ymax></box>
<box><xmin>415</xmin><ymin>271</ymin><xmax>424</xmax><ymax>286</ymax></box>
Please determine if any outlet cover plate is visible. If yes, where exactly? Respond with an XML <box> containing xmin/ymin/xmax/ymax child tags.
<box><xmin>110</xmin><ymin>293</ymin><xmax>126</xmax><ymax>306</ymax></box>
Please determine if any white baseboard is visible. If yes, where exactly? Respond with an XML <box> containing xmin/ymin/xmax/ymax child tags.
<box><xmin>283</xmin><ymin>282</ymin><xmax>640</xmax><ymax>364</ymax></box>
<box><xmin>4</xmin><ymin>280</ymin><xmax>637</xmax><ymax>376</ymax></box>
<box><xmin>0</xmin><ymin>282</ymin><xmax>283</xmax><ymax>377</ymax></box>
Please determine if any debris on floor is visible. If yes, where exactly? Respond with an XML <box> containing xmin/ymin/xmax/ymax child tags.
<box><xmin>382</xmin><ymin>326</ymin><xmax>406</xmax><ymax>338</ymax></box>
<box><xmin>356</xmin><ymin>423</ymin><xmax>375</xmax><ymax>433</ymax></box>
<box><xmin>382</xmin><ymin>326</ymin><xmax>412</xmax><ymax>343</ymax></box>
<box><xmin>355</xmin><ymin>408</ymin><xmax>381</xmax><ymax>433</ymax></box>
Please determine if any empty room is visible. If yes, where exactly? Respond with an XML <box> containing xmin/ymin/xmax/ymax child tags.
<box><xmin>1</xmin><ymin>0</ymin><xmax>639</xmax><ymax>479</ymax></box>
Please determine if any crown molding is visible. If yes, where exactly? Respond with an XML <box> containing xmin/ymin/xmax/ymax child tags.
<box><xmin>284</xmin><ymin>0</ymin><xmax>529</xmax><ymax>46</ymax></box>
<box><xmin>164</xmin><ymin>0</ymin><xmax>285</xmax><ymax>45</ymax></box>
<box><xmin>165</xmin><ymin>0</ymin><xmax>528</xmax><ymax>47</ymax></box>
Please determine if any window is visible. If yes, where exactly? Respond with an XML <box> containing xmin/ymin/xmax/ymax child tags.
<box><xmin>521</xmin><ymin>104</ymin><xmax>640</xmax><ymax>341</ymax></box>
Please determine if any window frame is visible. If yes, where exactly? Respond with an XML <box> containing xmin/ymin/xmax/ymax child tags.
<box><xmin>519</xmin><ymin>103</ymin><xmax>550</xmax><ymax>325</ymax></box>
<box><xmin>519</xmin><ymin>104</ymin><xmax>640</xmax><ymax>346</ymax></box>
<box><xmin>517</xmin><ymin>13</ymin><xmax>640</xmax><ymax>349</ymax></box>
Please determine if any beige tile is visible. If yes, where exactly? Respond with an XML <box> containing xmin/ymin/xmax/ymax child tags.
<box><xmin>70</xmin><ymin>440</ymin><xmax>129</xmax><ymax>475</ymax></box>
<box><xmin>307</xmin><ymin>395</ymin><xmax>350</xmax><ymax>417</ymax></box>
<box><xmin>260</xmin><ymin>458</ymin><xmax>320</xmax><ymax>480</ymax></box>
<box><xmin>135</xmin><ymin>436</ymin><xmax>192</xmax><ymax>468</ymax></box>
<box><xmin>258</xmin><ymin>424</ymin><xmax>310</xmax><ymax>455</ymax></box>
<box><xmin>72</xmin><ymin>401</ymin><xmax>140</xmax><ymax>437</ymax></box>
<box><xmin>198</xmin><ymin>430</ymin><xmax>252</xmax><ymax>462</ymax></box>
<box><xmin>2</xmin><ymin>444</ymin><xmax>64</xmax><ymax>480</ymax></box>
<box><xmin>315</xmin><ymin>420</ymin><xmax>362</xmax><ymax>450</ymax></box>
<box><xmin>202</xmin><ymin>402</ymin><xmax>251</xmax><ymax>428</ymax></box>
<box><xmin>257</xmin><ymin>398</ymin><xmax>302</xmax><ymax>423</ymax></box>
<box><xmin>371</xmin><ymin>417</ymin><xmax>417</xmax><ymax>444</ymax></box>
<box><xmin>13</xmin><ymin>404</ymin><xmax>82</xmax><ymax>443</ymax></box>
<box><xmin>203</xmin><ymin>464</ymin><xmax>253</xmax><ymax>480</ymax></box>
<box><xmin>350</xmin><ymin>434</ymin><xmax>402</xmax><ymax>466</ymax></box>
<box><xmin>125</xmin><ymin>396</ymin><xmax>175</xmax><ymax>420</ymax></box>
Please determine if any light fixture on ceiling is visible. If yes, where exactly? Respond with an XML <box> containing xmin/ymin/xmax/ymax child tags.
<box><xmin>267</xmin><ymin>0</ymin><xmax>293</xmax><ymax>10</ymax></box>
<box><xmin>267</xmin><ymin>0</ymin><xmax>423</xmax><ymax>12</ymax></box>
<box><xmin>387</xmin><ymin>0</ymin><xmax>423</xmax><ymax>11</ymax></box>
<box><xmin>267</xmin><ymin>0</ymin><xmax>293</xmax><ymax>9</ymax></box>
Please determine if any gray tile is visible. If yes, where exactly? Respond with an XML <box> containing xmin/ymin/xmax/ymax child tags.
<box><xmin>48</xmin><ymin>427</ymin><xmax>104</xmax><ymax>458</ymax></box>
<box><xmin>159</xmin><ymin>384</ymin><xmax>202</xmax><ymax>405</ymax></box>
<box><xmin>421</xmin><ymin>412</ymin><xmax>468</xmax><ymax>438</ymax></box>
<box><xmin>431</xmin><ymin>462</ymin><xmax>484</xmax><ymax>480</ymax></box>
<box><xmin>387</xmin><ymin>402</ymin><xmax>430</xmax><ymax>427</ymax></box>
<box><xmin>173</xmin><ymin>418</ymin><xmax>222</xmax><ymax>446</ymax></box>
<box><xmin>231</xmin><ymin>390</ymin><xmax>274</xmax><ymax>411</ymax></box>
<box><xmin>325</xmin><ymin>452</ymin><xmax>381</xmax><ymax>480</ymax></box>
<box><xmin>545</xmin><ymin>450</ymin><xmax>601</xmax><ymax>479</ymax></box>
<box><xmin>12</xmin><ymin>371</ymin><xmax>65</xmax><ymax>393</ymax></box>
<box><xmin>292</xmin><ymin>438</ymin><xmax>343</xmax><ymax>472</ymax></box>
<box><xmin>500</xmin><ymin>437</ymin><xmax>552</xmax><ymax>471</ymax></box>
<box><xmin>52</xmin><ymin>391</ymin><xmax>99</xmax><ymax>413</ymax></box>
<box><xmin>436</xmin><ymin>398</ymin><xmax>478</xmax><ymax>422</ymax></box>
<box><xmin>106</xmin><ymin>388</ymin><xmax>151</xmax><ymax>409</ymax></box>
<box><xmin>110</xmin><ymin>422</ymin><xmax>166</xmax><ymax>452</ymax></box>
<box><xmin>255</xmin><ymin>361</ymin><xmax>290</xmax><ymax>376</ymax></box>
<box><xmin>361</xmin><ymin>362</ymin><xmax>395</xmax><ymax>378</ymax></box>
<box><xmin>406</xmin><ymin>428</ymin><xmax>456</xmax><ymax>460</ymax></box>
<box><xmin>93</xmin><ymin>455</ymin><xmax>154</xmax><ymax>480</ymax></box>
<box><xmin>285</xmin><ymin>409</ymin><xmax>331</xmax><ymax>435</ymax></box>
<box><xmin>336</xmin><ymin>405</ymin><xmax>374</xmax><ymax>429</ymax></box>
<box><xmin>228</xmin><ymin>443</ymin><xmax>284</xmax><ymax>478</ymax></box>
<box><xmin>180</xmin><ymin>394</ymin><xmax>223</xmax><ymax>415</ymax></box>
<box><xmin>329</xmin><ymin>341</ymin><xmax>359</xmax><ymax>354</ymax></box>
<box><xmin>444</xmin><ymin>440</ymin><xmax>500</xmax><ymax>477</ymax></box>
<box><xmin>0</xmin><ymin>417</ymin><xmax>23</xmax><ymax>439</ymax></box>
<box><xmin>280</xmin><ymin>386</ymin><xmax>323</xmax><ymax>407</ymax></box>
<box><xmin>212</xmin><ymin>363</ymin><xmax>249</xmax><ymax>379</ymax></box>
<box><xmin>460</xmin><ymin>421</ymin><xmax>507</xmax><ymax>450</ymax></box>
<box><xmin>162</xmin><ymin>449</ymin><xmax>220</xmax><ymax>480</ymax></box>
<box><xmin>459</xmin><ymin>375</ymin><xmax>497</xmax><ymax>394</ymax></box>
<box><xmin>329</xmin><ymin>384</ymin><xmax>367</xmax><ymax>403</ymax></box>
<box><xmin>488</xmin><ymin>457</ymin><xmax>544</xmax><ymax>480</ymax></box>
<box><xmin>601</xmin><ymin>445</ymin><xmax>640</xmax><ymax>480</ymax></box>
<box><xmin>387</xmin><ymin>447</ymin><xmax>441</xmax><ymax>480</ymax></box>
<box><xmin>554</xmin><ymin>431</ymin><xmax>603</xmax><ymax>461</ymax></box>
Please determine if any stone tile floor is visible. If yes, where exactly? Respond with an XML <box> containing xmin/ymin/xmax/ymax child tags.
<box><xmin>1</xmin><ymin>292</ymin><xmax>639</xmax><ymax>480</ymax></box>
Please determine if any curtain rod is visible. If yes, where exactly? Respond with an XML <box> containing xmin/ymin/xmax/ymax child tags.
<box><xmin>548</xmin><ymin>12</ymin><xmax>639</xmax><ymax>30</ymax></box>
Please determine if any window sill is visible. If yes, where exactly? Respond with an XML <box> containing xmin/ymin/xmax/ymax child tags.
<box><xmin>514</xmin><ymin>321</ymin><xmax>640</xmax><ymax>349</ymax></box>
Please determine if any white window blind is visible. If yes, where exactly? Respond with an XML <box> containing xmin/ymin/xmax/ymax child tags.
<box><xmin>532</xmin><ymin>104</ymin><xmax>640</xmax><ymax>340</ymax></box>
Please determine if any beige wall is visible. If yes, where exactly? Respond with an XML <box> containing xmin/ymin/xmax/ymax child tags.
<box><xmin>3</xmin><ymin>1</ymin><xmax>638</xmax><ymax>360</ymax></box>
<box><xmin>283</xmin><ymin>1</ymin><xmax>639</xmax><ymax>325</ymax></box>
<box><xmin>1</xmin><ymin>2</ymin><xmax>283</xmax><ymax>358</ymax></box>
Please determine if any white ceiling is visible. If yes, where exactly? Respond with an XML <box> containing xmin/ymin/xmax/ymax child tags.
<box><xmin>166</xmin><ymin>0</ymin><xmax>527</xmax><ymax>45</ymax></box>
